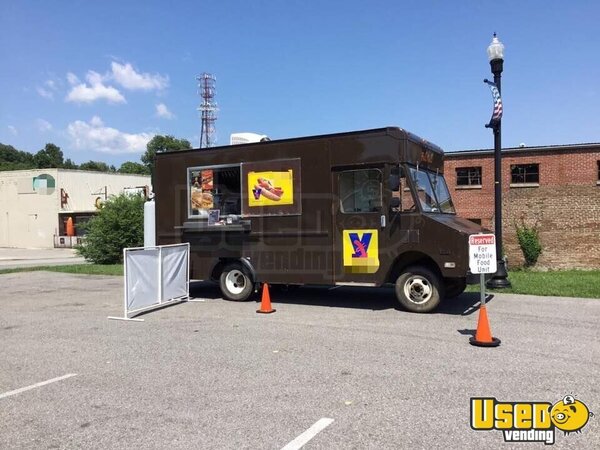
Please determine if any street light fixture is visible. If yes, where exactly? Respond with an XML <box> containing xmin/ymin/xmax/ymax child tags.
<box><xmin>485</xmin><ymin>33</ymin><xmax>511</xmax><ymax>289</ymax></box>
<box><xmin>487</xmin><ymin>33</ymin><xmax>505</xmax><ymax>61</ymax></box>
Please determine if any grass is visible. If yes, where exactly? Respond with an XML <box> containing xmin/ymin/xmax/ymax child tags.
<box><xmin>466</xmin><ymin>270</ymin><xmax>600</xmax><ymax>299</ymax></box>
<box><xmin>0</xmin><ymin>264</ymin><xmax>123</xmax><ymax>276</ymax></box>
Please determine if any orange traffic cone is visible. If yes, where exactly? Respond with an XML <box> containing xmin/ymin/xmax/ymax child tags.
<box><xmin>256</xmin><ymin>283</ymin><xmax>276</xmax><ymax>314</ymax></box>
<box><xmin>66</xmin><ymin>217</ymin><xmax>75</xmax><ymax>237</ymax></box>
<box><xmin>469</xmin><ymin>305</ymin><xmax>501</xmax><ymax>347</ymax></box>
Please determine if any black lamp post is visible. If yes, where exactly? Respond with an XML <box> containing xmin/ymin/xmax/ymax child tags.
<box><xmin>486</xmin><ymin>33</ymin><xmax>511</xmax><ymax>289</ymax></box>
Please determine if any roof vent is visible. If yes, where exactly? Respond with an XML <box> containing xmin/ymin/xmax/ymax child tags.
<box><xmin>230</xmin><ymin>132</ymin><xmax>270</xmax><ymax>145</ymax></box>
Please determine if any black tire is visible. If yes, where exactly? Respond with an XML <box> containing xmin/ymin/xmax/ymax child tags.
<box><xmin>219</xmin><ymin>263</ymin><xmax>253</xmax><ymax>301</ymax></box>
<box><xmin>394</xmin><ymin>265</ymin><xmax>444</xmax><ymax>313</ymax></box>
<box><xmin>445</xmin><ymin>278</ymin><xmax>467</xmax><ymax>299</ymax></box>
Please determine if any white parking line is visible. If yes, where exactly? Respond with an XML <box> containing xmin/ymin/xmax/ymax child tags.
<box><xmin>0</xmin><ymin>373</ymin><xmax>77</xmax><ymax>400</ymax></box>
<box><xmin>281</xmin><ymin>417</ymin><xmax>334</xmax><ymax>450</ymax></box>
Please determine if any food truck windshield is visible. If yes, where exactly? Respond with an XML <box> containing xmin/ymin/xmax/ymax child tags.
<box><xmin>408</xmin><ymin>166</ymin><xmax>456</xmax><ymax>214</ymax></box>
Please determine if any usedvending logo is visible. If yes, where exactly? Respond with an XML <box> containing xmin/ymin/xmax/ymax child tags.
<box><xmin>471</xmin><ymin>395</ymin><xmax>594</xmax><ymax>445</ymax></box>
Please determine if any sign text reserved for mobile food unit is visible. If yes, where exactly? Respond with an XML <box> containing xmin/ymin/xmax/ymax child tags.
<box><xmin>469</xmin><ymin>234</ymin><xmax>497</xmax><ymax>274</ymax></box>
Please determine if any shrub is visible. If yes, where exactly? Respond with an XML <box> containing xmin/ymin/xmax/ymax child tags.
<box><xmin>76</xmin><ymin>194</ymin><xmax>145</xmax><ymax>264</ymax></box>
<box><xmin>515</xmin><ymin>221</ymin><xmax>542</xmax><ymax>267</ymax></box>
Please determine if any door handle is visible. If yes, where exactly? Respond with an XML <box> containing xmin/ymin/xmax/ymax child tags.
<box><xmin>380</xmin><ymin>214</ymin><xmax>386</xmax><ymax>228</ymax></box>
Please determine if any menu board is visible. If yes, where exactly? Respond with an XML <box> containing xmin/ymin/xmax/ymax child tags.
<box><xmin>190</xmin><ymin>169</ymin><xmax>214</xmax><ymax>216</ymax></box>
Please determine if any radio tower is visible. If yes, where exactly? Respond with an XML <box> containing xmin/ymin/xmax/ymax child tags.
<box><xmin>197</xmin><ymin>73</ymin><xmax>218</xmax><ymax>148</ymax></box>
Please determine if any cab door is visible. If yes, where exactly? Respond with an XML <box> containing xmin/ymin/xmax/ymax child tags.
<box><xmin>331</xmin><ymin>167</ymin><xmax>388</xmax><ymax>285</ymax></box>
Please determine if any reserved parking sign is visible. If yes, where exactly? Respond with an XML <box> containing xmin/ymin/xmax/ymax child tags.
<box><xmin>469</xmin><ymin>234</ymin><xmax>497</xmax><ymax>274</ymax></box>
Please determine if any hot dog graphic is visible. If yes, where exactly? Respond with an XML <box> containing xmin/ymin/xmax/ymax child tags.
<box><xmin>255</xmin><ymin>177</ymin><xmax>283</xmax><ymax>201</ymax></box>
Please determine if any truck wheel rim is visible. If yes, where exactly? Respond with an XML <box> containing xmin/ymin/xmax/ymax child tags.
<box><xmin>404</xmin><ymin>276</ymin><xmax>432</xmax><ymax>304</ymax></box>
<box><xmin>225</xmin><ymin>270</ymin><xmax>246</xmax><ymax>295</ymax></box>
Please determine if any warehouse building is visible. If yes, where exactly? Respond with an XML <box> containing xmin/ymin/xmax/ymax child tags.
<box><xmin>444</xmin><ymin>143</ymin><xmax>600</xmax><ymax>269</ymax></box>
<box><xmin>0</xmin><ymin>169</ymin><xmax>150</xmax><ymax>248</ymax></box>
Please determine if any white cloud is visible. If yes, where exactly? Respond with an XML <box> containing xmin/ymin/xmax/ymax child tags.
<box><xmin>64</xmin><ymin>61</ymin><xmax>167</xmax><ymax>104</ymax></box>
<box><xmin>86</xmin><ymin>71</ymin><xmax>104</xmax><ymax>85</ymax></box>
<box><xmin>155</xmin><ymin>103</ymin><xmax>174</xmax><ymax>119</ymax></box>
<box><xmin>90</xmin><ymin>116</ymin><xmax>103</xmax><ymax>127</ymax></box>
<box><xmin>37</xmin><ymin>86</ymin><xmax>54</xmax><ymax>100</ymax></box>
<box><xmin>36</xmin><ymin>78</ymin><xmax>59</xmax><ymax>100</ymax></box>
<box><xmin>67</xmin><ymin>116</ymin><xmax>154</xmax><ymax>154</ymax></box>
<box><xmin>8</xmin><ymin>125</ymin><xmax>18</xmax><ymax>135</ymax></box>
<box><xmin>67</xmin><ymin>72</ymin><xmax>80</xmax><ymax>85</ymax></box>
<box><xmin>110</xmin><ymin>62</ymin><xmax>168</xmax><ymax>91</ymax></box>
<box><xmin>36</xmin><ymin>119</ymin><xmax>53</xmax><ymax>132</ymax></box>
<box><xmin>66</xmin><ymin>70</ymin><xmax>126</xmax><ymax>104</ymax></box>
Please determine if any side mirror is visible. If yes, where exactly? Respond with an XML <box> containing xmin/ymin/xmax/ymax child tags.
<box><xmin>389</xmin><ymin>175</ymin><xmax>400</xmax><ymax>191</ymax></box>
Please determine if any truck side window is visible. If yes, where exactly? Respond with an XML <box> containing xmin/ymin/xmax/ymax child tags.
<box><xmin>401</xmin><ymin>175</ymin><xmax>416</xmax><ymax>212</ymax></box>
<box><xmin>390</xmin><ymin>167</ymin><xmax>416</xmax><ymax>212</ymax></box>
<box><xmin>339</xmin><ymin>169</ymin><xmax>382</xmax><ymax>213</ymax></box>
<box><xmin>390</xmin><ymin>169</ymin><xmax>401</xmax><ymax>213</ymax></box>
<box><xmin>410</xmin><ymin>168</ymin><xmax>438</xmax><ymax>212</ymax></box>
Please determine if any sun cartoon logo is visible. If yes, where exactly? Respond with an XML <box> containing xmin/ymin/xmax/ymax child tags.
<box><xmin>550</xmin><ymin>395</ymin><xmax>594</xmax><ymax>435</ymax></box>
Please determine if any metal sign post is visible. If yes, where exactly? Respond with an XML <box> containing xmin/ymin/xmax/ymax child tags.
<box><xmin>480</xmin><ymin>272</ymin><xmax>486</xmax><ymax>308</ymax></box>
<box><xmin>468</xmin><ymin>234</ymin><xmax>501</xmax><ymax>347</ymax></box>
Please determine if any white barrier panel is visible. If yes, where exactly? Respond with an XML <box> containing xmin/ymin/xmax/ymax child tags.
<box><xmin>161</xmin><ymin>245</ymin><xmax>188</xmax><ymax>301</ymax></box>
<box><xmin>108</xmin><ymin>243</ymin><xmax>190</xmax><ymax>321</ymax></box>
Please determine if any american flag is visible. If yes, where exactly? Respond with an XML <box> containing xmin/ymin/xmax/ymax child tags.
<box><xmin>484</xmin><ymin>79</ymin><xmax>503</xmax><ymax>124</ymax></box>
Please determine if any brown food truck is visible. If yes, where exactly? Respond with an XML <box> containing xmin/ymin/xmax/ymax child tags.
<box><xmin>154</xmin><ymin>127</ymin><xmax>483</xmax><ymax>312</ymax></box>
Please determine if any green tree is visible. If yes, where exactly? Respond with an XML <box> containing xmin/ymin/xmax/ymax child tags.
<box><xmin>63</xmin><ymin>158</ymin><xmax>78</xmax><ymax>169</ymax></box>
<box><xmin>79</xmin><ymin>160</ymin><xmax>111</xmax><ymax>172</ymax></box>
<box><xmin>141</xmin><ymin>135</ymin><xmax>191</xmax><ymax>173</ymax></box>
<box><xmin>76</xmin><ymin>193</ymin><xmax>145</xmax><ymax>264</ymax></box>
<box><xmin>0</xmin><ymin>143</ymin><xmax>36</xmax><ymax>170</ymax></box>
<box><xmin>34</xmin><ymin>143</ymin><xmax>64</xmax><ymax>168</ymax></box>
<box><xmin>119</xmin><ymin>161</ymin><xmax>150</xmax><ymax>175</ymax></box>
<box><xmin>0</xmin><ymin>143</ymin><xmax>22</xmax><ymax>163</ymax></box>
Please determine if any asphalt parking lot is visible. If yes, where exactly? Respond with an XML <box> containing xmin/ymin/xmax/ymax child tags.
<box><xmin>1</xmin><ymin>272</ymin><xmax>599</xmax><ymax>449</ymax></box>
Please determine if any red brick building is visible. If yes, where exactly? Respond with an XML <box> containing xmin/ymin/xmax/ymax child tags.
<box><xmin>444</xmin><ymin>143</ymin><xmax>600</xmax><ymax>269</ymax></box>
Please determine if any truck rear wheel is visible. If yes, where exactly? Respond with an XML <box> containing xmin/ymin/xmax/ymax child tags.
<box><xmin>394</xmin><ymin>265</ymin><xmax>443</xmax><ymax>313</ymax></box>
<box><xmin>219</xmin><ymin>263</ymin><xmax>253</xmax><ymax>301</ymax></box>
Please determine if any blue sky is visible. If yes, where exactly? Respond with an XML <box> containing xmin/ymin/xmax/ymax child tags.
<box><xmin>1</xmin><ymin>0</ymin><xmax>598</xmax><ymax>166</ymax></box>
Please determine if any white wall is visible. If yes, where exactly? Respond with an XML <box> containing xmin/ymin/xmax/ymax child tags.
<box><xmin>57</xmin><ymin>170</ymin><xmax>150</xmax><ymax>212</ymax></box>
<box><xmin>0</xmin><ymin>169</ymin><xmax>59</xmax><ymax>248</ymax></box>
<box><xmin>0</xmin><ymin>169</ymin><xmax>150</xmax><ymax>248</ymax></box>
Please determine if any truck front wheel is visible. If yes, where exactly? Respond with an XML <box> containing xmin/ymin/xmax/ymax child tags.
<box><xmin>219</xmin><ymin>263</ymin><xmax>253</xmax><ymax>301</ymax></box>
<box><xmin>394</xmin><ymin>266</ymin><xmax>443</xmax><ymax>313</ymax></box>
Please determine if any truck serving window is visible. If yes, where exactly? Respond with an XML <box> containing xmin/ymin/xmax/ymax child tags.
<box><xmin>408</xmin><ymin>167</ymin><xmax>455</xmax><ymax>214</ymax></box>
<box><xmin>339</xmin><ymin>169</ymin><xmax>382</xmax><ymax>213</ymax></box>
<box><xmin>188</xmin><ymin>165</ymin><xmax>241</xmax><ymax>218</ymax></box>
